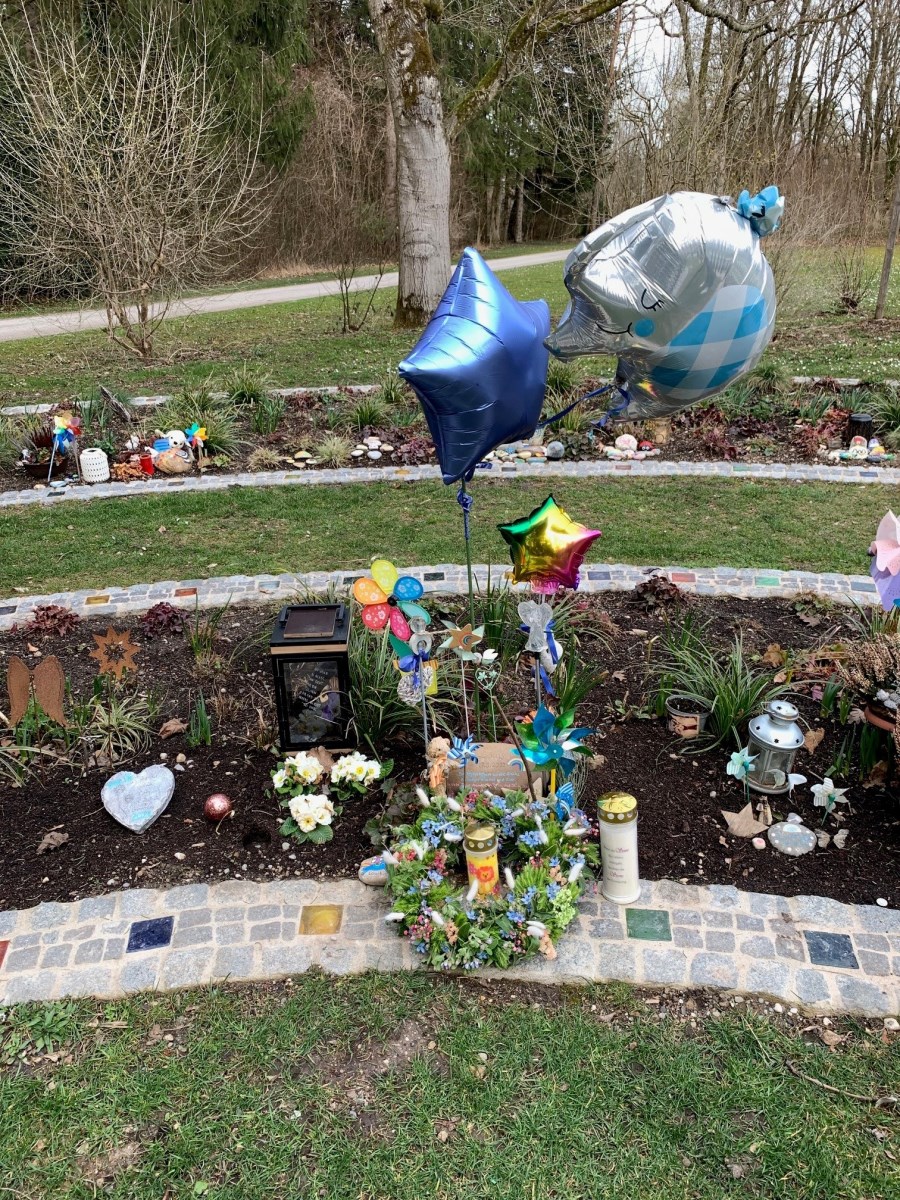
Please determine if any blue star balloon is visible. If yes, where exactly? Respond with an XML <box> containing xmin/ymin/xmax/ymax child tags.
<box><xmin>399</xmin><ymin>248</ymin><xmax>550</xmax><ymax>484</ymax></box>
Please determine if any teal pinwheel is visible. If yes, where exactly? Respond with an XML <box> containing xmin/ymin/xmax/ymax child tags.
<box><xmin>448</xmin><ymin>735</ymin><xmax>480</xmax><ymax>768</ymax></box>
<box><xmin>513</xmin><ymin>705</ymin><xmax>593</xmax><ymax>779</ymax></box>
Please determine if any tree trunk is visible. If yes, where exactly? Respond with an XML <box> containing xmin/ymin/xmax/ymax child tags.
<box><xmin>514</xmin><ymin>177</ymin><xmax>524</xmax><ymax>243</ymax></box>
<box><xmin>368</xmin><ymin>0</ymin><xmax>451</xmax><ymax>328</ymax></box>
<box><xmin>384</xmin><ymin>96</ymin><xmax>397</xmax><ymax>229</ymax></box>
<box><xmin>876</xmin><ymin>166</ymin><xmax>900</xmax><ymax>320</ymax></box>
<box><xmin>491</xmin><ymin>172</ymin><xmax>507</xmax><ymax>243</ymax></box>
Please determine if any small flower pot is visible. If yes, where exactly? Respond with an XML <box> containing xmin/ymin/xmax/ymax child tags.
<box><xmin>665</xmin><ymin>694</ymin><xmax>711</xmax><ymax>739</ymax></box>
<box><xmin>864</xmin><ymin>701</ymin><xmax>896</xmax><ymax>732</ymax></box>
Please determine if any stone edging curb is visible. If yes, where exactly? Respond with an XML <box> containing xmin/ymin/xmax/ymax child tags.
<box><xmin>1</xmin><ymin>878</ymin><xmax>896</xmax><ymax>1016</ymax></box>
<box><xmin>2</xmin><ymin>456</ymin><xmax>897</xmax><ymax>510</ymax></box>
<box><xmin>0</xmin><ymin>561</ymin><xmax>880</xmax><ymax>630</ymax></box>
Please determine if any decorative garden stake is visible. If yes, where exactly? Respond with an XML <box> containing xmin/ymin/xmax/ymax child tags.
<box><xmin>810</xmin><ymin>777</ymin><xmax>850</xmax><ymax>821</ymax></box>
<box><xmin>463</xmin><ymin>821</ymin><xmax>500</xmax><ymax>896</ymax></box>
<box><xmin>745</xmin><ymin>701</ymin><xmax>805</xmax><ymax>794</ymax></box>
<box><xmin>89</xmin><ymin>628</ymin><xmax>141</xmax><ymax>681</ymax></box>
<box><xmin>6</xmin><ymin>654</ymin><xmax>67</xmax><ymax>727</ymax></box>
<box><xmin>269</xmin><ymin>604</ymin><xmax>352</xmax><ymax>752</ymax></box>
<box><xmin>597</xmin><ymin>792</ymin><xmax>640</xmax><ymax>905</ymax></box>
<box><xmin>448</xmin><ymin>735</ymin><xmax>480</xmax><ymax>793</ymax></box>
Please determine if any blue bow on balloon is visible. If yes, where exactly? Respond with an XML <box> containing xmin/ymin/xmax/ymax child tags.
<box><xmin>398</xmin><ymin>647</ymin><xmax>431</xmax><ymax>692</ymax></box>
<box><xmin>399</xmin><ymin>248</ymin><xmax>550</xmax><ymax>484</ymax></box>
<box><xmin>736</xmin><ymin>185</ymin><xmax>784</xmax><ymax>238</ymax></box>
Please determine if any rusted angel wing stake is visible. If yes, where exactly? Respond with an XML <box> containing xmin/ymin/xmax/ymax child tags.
<box><xmin>6</xmin><ymin>655</ymin><xmax>68</xmax><ymax>726</ymax></box>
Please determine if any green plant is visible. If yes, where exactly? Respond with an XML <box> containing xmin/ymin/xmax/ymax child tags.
<box><xmin>251</xmin><ymin>392</ymin><xmax>286</xmax><ymax>435</ymax></box>
<box><xmin>794</xmin><ymin>393</ymin><xmax>836</xmax><ymax>424</ymax></box>
<box><xmin>78</xmin><ymin>678</ymin><xmax>154</xmax><ymax>765</ymax></box>
<box><xmin>248</xmin><ymin>445</ymin><xmax>284</xmax><ymax>471</ymax></box>
<box><xmin>352</xmin><ymin>395</ymin><xmax>386</xmax><ymax>430</ymax></box>
<box><xmin>188</xmin><ymin>690</ymin><xmax>213</xmax><ymax>748</ymax></box>
<box><xmin>224</xmin><ymin>362</ymin><xmax>272</xmax><ymax>407</ymax></box>
<box><xmin>650</xmin><ymin>620</ymin><xmax>792</xmax><ymax>748</ymax></box>
<box><xmin>1</xmin><ymin>1000</ymin><xmax>80</xmax><ymax>1064</ymax></box>
<box><xmin>315</xmin><ymin>433</ymin><xmax>353</xmax><ymax>466</ymax></box>
<box><xmin>867</xmin><ymin>383</ymin><xmax>900</xmax><ymax>432</ymax></box>
<box><xmin>819</xmin><ymin>677</ymin><xmax>842</xmax><ymax>719</ymax></box>
<box><xmin>159</xmin><ymin>392</ymin><xmax>243</xmax><ymax>457</ymax></box>
<box><xmin>545</xmin><ymin>358</ymin><xmax>582</xmax><ymax>399</ymax></box>
<box><xmin>550</xmin><ymin>642</ymin><xmax>607</xmax><ymax>713</ymax></box>
<box><xmin>476</xmin><ymin>571</ymin><xmax>521</xmax><ymax>666</ymax></box>
<box><xmin>846</xmin><ymin>600</ymin><xmax>900</xmax><ymax>641</ymax></box>
<box><xmin>184</xmin><ymin>599</ymin><xmax>232</xmax><ymax>671</ymax></box>
<box><xmin>746</xmin><ymin>358</ymin><xmax>792</xmax><ymax>398</ymax></box>
<box><xmin>378</xmin><ymin>373</ymin><xmax>407</xmax><ymax>407</ymax></box>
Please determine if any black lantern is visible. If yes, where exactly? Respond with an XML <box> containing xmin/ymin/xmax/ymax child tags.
<box><xmin>270</xmin><ymin>604</ymin><xmax>353</xmax><ymax>751</ymax></box>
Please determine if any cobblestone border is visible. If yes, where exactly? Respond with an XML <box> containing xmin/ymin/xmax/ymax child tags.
<box><xmin>1</xmin><ymin>878</ymin><xmax>896</xmax><ymax>1015</ymax></box>
<box><xmin>2</xmin><ymin>456</ymin><xmax>897</xmax><ymax>510</ymax></box>
<box><xmin>0</xmin><ymin>561</ymin><xmax>879</xmax><ymax>630</ymax></box>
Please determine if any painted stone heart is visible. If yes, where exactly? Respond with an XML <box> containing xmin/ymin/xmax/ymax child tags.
<box><xmin>102</xmin><ymin>765</ymin><xmax>175</xmax><ymax>833</ymax></box>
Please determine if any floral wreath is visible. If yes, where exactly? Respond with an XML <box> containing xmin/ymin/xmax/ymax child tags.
<box><xmin>383</xmin><ymin>787</ymin><xmax>598</xmax><ymax>971</ymax></box>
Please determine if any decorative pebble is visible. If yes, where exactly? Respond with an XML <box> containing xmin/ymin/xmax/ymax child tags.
<box><xmin>358</xmin><ymin>855</ymin><xmax>389</xmax><ymax>886</ymax></box>
<box><xmin>876</xmin><ymin>897</ymin><xmax>888</xmax><ymax>907</ymax></box>
<box><xmin>351</xmin><ymin>449</ymin><xmax>365</xmax><ymax>458</ymax></box>
<box><xmin>204</xmin><ymin>793</ymin><xmax>233</xmax><ymax>821</ymax></box>
<box><xmin>367</xmin><ymin>450</ymin><xmax>383</xmax><ymax>460</ymax></box>
<box><xmin>751</xmin><ymin>836</ymin><xmax>766</xmax><ymax>850</ymax></box>
<box><xmin>615</xmin><ymin>433</ymin><xmax>638</xmax><ymax>452</ymax></box>
<box><xmin>768</xmin><ymin>818</ymin><xmax>816</xmax><ymax>856</ymax></box>
<box><xmin>884</xmin><ymin>1017</ymin><xmax>899</xmax><ymax>1031</ymax></box>
<box><xmin>365</xmin><ymin>437</ymin><xmax>382</xmax><ymax>449</ymax></box>
<box><xmin>295</xmin><ymin>450</ymin><xmax>311</xmax><ymax>460</ymax></box>
<box><xmin>380</xmin><ymin>444</ymin><xmax>394</xmax><ymax>453</ymax></box>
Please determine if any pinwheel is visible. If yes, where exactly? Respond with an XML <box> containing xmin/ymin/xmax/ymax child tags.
<box><xmin>185</xmin><ymin>423</ymin><xmax>207</xmax><ymax>453</ymax></box>
<box><xmin>352</xmin><ymin>559</ymin><xmax>430</xmax><ymax>643</ymax></box>
<box><xmin>448</xmin><ymin>735</ymin><xmax>480</xmax><ymax>768</ymax></box>
<box><xmin>518</xmin><ymin>598</ymin><xmax>563</xmax><ymax>704</ymax></box>
<box><xmin>513</xmin><ymin>704</ymin><xmax>593</xmax><ymax>781</ymax></box>
<box><xmin>869</xmin><ymin>511</ymin><xmax>900</xmax><ymax>612</ymax></box>
<box><xmin>439</xmin><ymin>622</ymin><xmax>484</xmax><ymax>661</ymax></box>
<box><xmin>48</xmin><ymin>411</ymin><xmax>81</xmax><ymax>480</ymax></box>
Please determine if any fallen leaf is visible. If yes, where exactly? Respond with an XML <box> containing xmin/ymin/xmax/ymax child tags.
<box><xmin>721</xmin><ymin>803</ymin><xmax>768</xmax><ymax>838</ymax></box>
<box><xmin>36</xmin><ymin>830</ymin><xmax>69</xmax><ymax>855</ymax></box>
<box><xmin>819</xmin><ymin>1028</ymin><xmax>845</xmax><ymax>1049</ymax></box>
<box><xmin>863</xmin><ymin>760</ymin><xmax>889</xmax><ymax>789</ymax></box>
<box><xmin>762</xmin><ymin>643</ymin><xmax>785</xmax><ymax>667</ymax></box>
<box><xmin>797</xmin><ymin>611</ymin><xmax>822</xmax><ymax>627</ymax></box>
<box><xmin>27</xmin><ymin>643</ymin><xmax>41</xmax><ymax>655</ymax></box>
<box><xmin>803</xmin><ymin>728</ymin><xmax>824</xmax><ymax>753</ymax></box>
<box><xmin>833</xmin><ymin>829</ymin><xmax>849</xmax><ymax>849</ymax></box>
<box><xmin>611</xmin><ymin>670</ymin><xmax>627</xmax><ymax>682</ymax></box>
<box><xmin>158</xmin><ymin>717</ymin><xmax>187</xmax><ymax>740</ymax></box>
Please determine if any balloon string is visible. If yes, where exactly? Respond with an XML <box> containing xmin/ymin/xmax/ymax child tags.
<box><xmin>538</xmin><ymin>381</ymin><xmax>630</xmax><ymax>430</ymax></box>
<box><xmin>457</xmin><ymin>482</ymin><xmax>476</xmax><ymax>627</ymax></box>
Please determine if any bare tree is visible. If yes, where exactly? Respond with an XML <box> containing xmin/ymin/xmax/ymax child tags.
<box><xmin>0</xmin><ymin>9</ymin><xmax>262</xmax><ymax>358</ymax></box>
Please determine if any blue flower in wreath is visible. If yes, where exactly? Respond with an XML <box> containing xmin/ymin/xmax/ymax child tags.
<box><xmin>448</xmin><ymin>736</ymin><xmax>480</xmax><ymax>767</ymax></box>
<box><xmin>519</xmin><ymin>830</ymin><xmax>542</xmax><ymax>849</ymax></box>
<box><xmin>514</xmin><ymin>705</ymin><xmax>593</xmax><ymax>779</ymax></box>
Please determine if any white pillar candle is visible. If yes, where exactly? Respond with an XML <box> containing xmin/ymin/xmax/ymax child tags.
<box><xmin>598</xmin><ymin>792</ymin><xmax>640</xmax><ymax>905</ymax></box>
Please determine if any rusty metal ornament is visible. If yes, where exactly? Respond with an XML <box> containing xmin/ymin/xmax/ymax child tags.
<box><xmin>6</xmin><ymin>654</ymin><xmax>68</xmax><ymax>726</ymax></box>
<box><xmin>89</xmin><ymin>628</ymin><xmax>141</xmax><ymax>680</ymax></box>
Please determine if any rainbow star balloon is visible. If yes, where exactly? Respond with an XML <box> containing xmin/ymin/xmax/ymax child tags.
<box><xmin>498</xmin><ymin>496</ymin><xmax>601</xmax><ymax>592</ymax></box>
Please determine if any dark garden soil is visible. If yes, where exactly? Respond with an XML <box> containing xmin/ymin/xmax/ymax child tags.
<box><xmin>2</xmin><ymin>384</ymin><xmax>892</xmax><ymax>495</ymax></box>
<box><xmin>1</xmin><ymin>590</ymin><xmax>897</xmax><ymax>913</ymax></box>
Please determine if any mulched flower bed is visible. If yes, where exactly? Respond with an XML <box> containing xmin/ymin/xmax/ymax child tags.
<box><xmin>1</xmin><ymin>591</ymin><xmax>897</xmax><ymax>913</ymax></box>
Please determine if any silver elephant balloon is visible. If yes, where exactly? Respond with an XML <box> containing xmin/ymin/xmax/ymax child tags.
<box><xmin>546</xmin><ymin>187</ymin><xmax>784</xmax><ymax>421</ymax></box>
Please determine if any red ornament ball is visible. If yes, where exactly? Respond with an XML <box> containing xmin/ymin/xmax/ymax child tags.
<box><xmin>204</xmin><ymin>792</ymin><xmax>233</xmax><ymax>821</ymax></box>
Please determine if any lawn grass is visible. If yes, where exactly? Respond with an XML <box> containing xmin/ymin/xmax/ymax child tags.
<box><xmin>0</xmin><ymin>975</ymin><xmax>896</xmax><ymax>1199</ymax></box>
<box><xmin>0</xmin><ymin>477</ymin><xmax>888</xmax><ymax>597</ymax></box>
<box><xmin>1</xmin><ymin>248</ymin><xmax>898</xmax><ymax>408</ymax></box>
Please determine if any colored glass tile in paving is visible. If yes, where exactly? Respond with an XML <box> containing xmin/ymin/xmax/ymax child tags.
<box><xmin>755</xmin><ymin>576</ymin><xmax>781</xmax><ymax>587</ymax></box>
<box><xmin>804</xmin><ymin>930</ymin><xmax>858</xmax><ymax>970</ymax></box>
<box><xmin>126</xmin><ymin>916</ymin><xmax>174</xmax><ymax>953</ymax></box>
<box><xmin>0</xmin><ymin>940</ymin><xmax>8</xmax><ymax>970</ymax></box>
<box><xmin>299</xmin><ymin>905</ymin><xmax>343</xmax><ymax>935</ymax></box>
<box><xmin>625</xmin><ymin>909</ymin><xmax>672</xmax><ymax>941</ymax></box>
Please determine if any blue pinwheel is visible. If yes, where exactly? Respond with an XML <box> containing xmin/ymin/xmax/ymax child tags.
<box><xmin>448</xmin><ymin>736</ymin><xmax>480</xmax><ymax>768</ymax></box>
<box><xmin>513</xmin><ymin>705</ymin><xmax>593</xmax><ymax>779</ymax></box>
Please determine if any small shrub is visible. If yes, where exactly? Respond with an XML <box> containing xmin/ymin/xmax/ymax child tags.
<box><xmin>24</xmin><ymin>604</ymin><xmax>80</xmax><ymax>636</ymax></box>
<box><xmin>378</xmin><ymin>373</ymin><xmax>407</xmax><ymax>406</ymax></box>
<box><xmin>140</xmin><ymin>602</ymin><xmax>185</xmax><ymax>637</ymax></box>
<box><xmin>316</xmin><ymin>433</ymin><xmax>353</xmax><ymax>466</ymax></box>
<box><xmin>635</xmin><ymin>572</ymin><xmax>683</xmax><ymax>610</ymax></box>
<box><xmin>251</xmin><ymin>393</ymin><xmax>286</xmax><ymax>435</ymax></box>
<box><xmin>79</xmin><ymin>680</ymin><xmax>154</xmax><ymax>764</ymax></box>
<box><xmin>868</xmin><ymin>384</ymin><xmax>900</xmax><ymax>433</ymax></box>
<box><xmin>248</xmin><ymin>445</ymin><xmax>284</xmax><ymax>471</ymax></box>
<box><xmin>224</xmin><ymin>362</ymin><xmax>272</xmax><ymax>407</ymax></box>
<box><xmin>546</xmin><ymin>358</ymin><xmax>582</xmax><ymax>399</ymax></box>
<box><xmin>352</xmin><ymin>395</ymin><xmax>386</xmax><ymax>430</ymax></box>
<box><xmin>184</xmin><ymin>599</ymin><xmax>231</xmax><ymax>671</ymax></box>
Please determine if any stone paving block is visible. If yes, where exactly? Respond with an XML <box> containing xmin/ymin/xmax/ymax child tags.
<box><xmin>590</xmin><ymin>919</ymin><xmax>625</xmax><ymax>940</ymax></box>
<box><xmin>855</xmin><ymin>933</ymin><xmax>890</xmax><ymax>952</ymax></box>
<box><xmin>736</xmin><ymin>914</ymin><xmax>765</xmax><ymax>932</ymax></box>
<box><xmin>248</xmin><ymin>905</ymin><xmax>281</xmax><ymax>921</ymax></box>
<box><xmin>5</xmin><ymin>945</ymin><xmax>40</xmax><ymax>972</ymax></box>
<box><xmin>163</xmin><ymin>884</ymin><xmax>209</xmax><ymax>910</ymax></box>
<box><xmin>707</xmin><ymin>885</ymin><xmax>741</xmax><ymax>909</ymax></box>
<box><xmin>642</xmin><ymin>948</ymin><xmax>688</xmax><ymax>985</ymax></box>
<box><xmin>343</xmin><ymin>923</ymin><xmax>375</xmax><ymax>942</ymax></box>
<box><xmin>211</xmin><ymin>880</ymin><xmax>261</xmax><ymax>903</ymax></box>
<box><xmin>127</xmin><ymin>916</ymin><xmax>174</xmax><ymax>953</ymax></box>
<box><xmin>744</xmin><ymin>961</ymin><xmax>792</xmax><ymax>999</ymax></box>
<box><xmin>74</xmin><ymin>939</ymin><xmax>105</xmax><ymax>965</ymax></box>
<box><xmin>78</xmin><ymin>895</ymin><xmax>116</xmax><ymax>922</ymax></box>
<box><xmin>41</xmin><ymin>931</ymin><xmax>60</xmax><ymax>946</ymax></box>
<box><xmin>365</xmin><ymin>941</ymin><xmax>412</xmax><ymax>971</ymax></box>
<box><xmin>159</xmin><ymin>949</ymin><xmax>214</xmax><ymax>990</ymax></box>
<box><xmin>741</xmin><ymin>936</ymin><xmax>775</xmax><ymax>959</ymax></box>
<box><xmin>250</xmin><ymin>921</ymin><xmax>282</xmax><ymax>942</ymax></box>
<box><xmin>748</xmin><ymin>893</ymin><xmax>788</xmax><ymax>917</ymax></box>
<box><xmin>672</xmin><ymin>909</ymin><xmax>701</xmax><ymax>927</ymax></box>
<box><xmin>790</xmin><ymin>895</ymin><xmax>856</xmax><ymax>928</ymax></box>
<box><xmin>213</xmin><ymin>946</ymin><xmax>256</xmax><ymax>980</ymax></box>
<box><xmin>775</xmin><ymin>935</ymin><xmax>806</xmax><ymax>962</ymax></box>
<box><xmin>835</xmin><ymin>975</ymin><xmax>894</xmax><ymax>1016</ymax></box>
<box><xmin>171</xmin><ymin>926</ymin><xmax>213</xmax><ymax>949</ymax></box>
<box><xmin>792</xmin><ymin>968</ymin><xmax>831</xmax><ymax>1005</ymax></box>
<box><xmin>673</xmin><ymin>927</ymin><xmax>702</xmax><ymax>949</ymax></box>
<box><xmin>705</xmin><ymin>931</ymin><xmax>735</xmax><ymax>953</ymax></box>
<box><xmin>804</xmin><ymin>931</ymin><xmax>858</xmax><ymax>970</ymax></box>
<box><xmin>2</xmin><ymin>972</ymin><xmax>57</xmax><ymax>1004</ymax></box>
<box><xmin>104</xmin><ymin>938</ymin><xmax>126</xmax><ymax>960</ymax></box>
<box><xmin>701</xmin><ymin>911</ymin><xmax>734</xmax><ymax>928</ymax></box>
<box><xmin>318</xmin><ymin>943</ymin><xmax>366</xmax><ymax>976</ymax></box>
<box><xmin>177</xmin><ymin>907</ymin><xmax>213</xmax><ymax>929</ymax></box>
<box><xmin>857</xmin><ymin>906</ymin><xmax>900</xmax><ymax>934</ymax></box>
<box><xmin>62</xmin><ymin>966</ymin><xmax>115</xmax><ymax>999</ymax></box>
<box><xmin>653</xmin><ymin>881</ymin><xmax>702</xmax><ymax>906</ymax></box>
<box><xmin>857</xmin><ymin>950</ymin><xmax>890</xmax><ymax>977</ymax></box>
<box><xmin>577</xmin><ymin>900</ymin><xmax>599</xmax><ymax>917</ymax></box>
<box><xmin>261</xmin><ymin>942</ymin><xmax>312</xmax><ymax>976</ymax></box>
<box><xmin>30</xmin><ymin>902</ymin><xmax>72</xmax><ymax>930</ymax></box>
<box><xmin>41</xmin><ymin>944</ymin><xmax>72</xmax><ymax>969</ymax></box>
<box><xmin>68</xmin><ymin>925</ymin><xmax>96</xmax><ymax>942</ymax></box>
<box><xmin>119</xmin><ymin>890</ymin><xmax>161</xmax><ymax>918</ymax></box>
<box><xmin>690</xmin><ymin>953</ymin><xmax>739</xmax><ymax>990</ymax></box>
<box><xmin>598</xmin><ymin>943</ymin><xmax>636</xmax><ymax>980</ymax></box>
<box><xmin>215</xmin><ymin>923</ymin><xmax>247</xmax><ymax>946</ymax></box>
<box><xmin>120</xmin><ymin>959</ymin><xmax>159</xmax><ymax>994</ymax></box>
<box><xmin>0</xmin><ymin>911</ymin><xmax>18</xmax><ymax>937</ymax></box>
<box><xmin>261</xmin><ymin>881</ymin><xmax>319</xmax><ymax>905</ymax></box>
<box><xmin>212</xmin><ymin>906</ymin><xmax>247</xmax><ymax>923</ymax></box>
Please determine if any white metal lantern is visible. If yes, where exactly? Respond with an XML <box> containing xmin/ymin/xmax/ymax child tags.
<box><xmin>746</xmin><ymin>700</ymin><xmax>804</xmax><ymax>795</ymax></box>
<box><xmin>79</xmin><ymin>447</ymin><xmax>110</xmax><ymax>484</ymax></box>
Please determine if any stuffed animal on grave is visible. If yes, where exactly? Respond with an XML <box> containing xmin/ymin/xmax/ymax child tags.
<box><xmin>426</xmin><ymin>735</ymin><xmax>451</xmax><ymax>796</ymax></box>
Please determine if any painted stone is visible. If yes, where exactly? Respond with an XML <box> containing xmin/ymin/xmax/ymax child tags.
<box><xmin>102</xmin><ymin>765</ymin><xmax>175</xmax><ymax>833</ymax></box>
<box><xmin>768</xmin><ymin>815</ymin><xmax>816</xmax><ymax>856</ymax></box>
<box><xmin>358</xmin><ymin>855</ymin><xmax>389</xmax><ymax>886</ymax></box>
<box><xmin>446</xmin><ymin>741</ymin><xmax>543</xmax><ymax>797</ymax></box>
